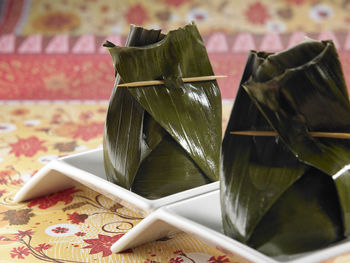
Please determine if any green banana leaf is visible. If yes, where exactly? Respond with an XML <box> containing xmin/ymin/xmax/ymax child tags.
<box><xmin>103</xmin><ymin>23</ymin><xmax>221</xmax><ymax>200</ymax></box>
<box><xmin>222</xmin><ymin>39</ymin><xmax>349</xmax><ymax>257</ymax></box>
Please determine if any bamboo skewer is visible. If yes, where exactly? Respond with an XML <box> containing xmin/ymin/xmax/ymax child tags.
<box><xmin>117</xmin><ymin>75</ymin><xmax>227</xmax><ymax>87</ymax></box>
<box><xmin>230</xmin><ymin>130</ymin><xmax>350</xmax><ymax>139</ymax></box>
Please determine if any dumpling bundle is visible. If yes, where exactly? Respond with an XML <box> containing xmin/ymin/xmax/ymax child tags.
<box><xmin>103</xmin><ymin>23</ymin><xmax>221</xmax><ymax>200</ymax></box>
<box><xmin>221</xmin><ymin>39</ymin><xmax>350</xmax><ymax>256</ymax></box>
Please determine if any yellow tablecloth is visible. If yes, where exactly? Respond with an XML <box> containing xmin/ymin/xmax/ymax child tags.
<box><xmin>1</xmin><ymin>101</ymin><xmax>350</xmax><ymax>263</ymax></box>
<box><xmin>0</xmin><ymin>101</ymin><xmax>245</xmax><ymax>263</ymax></box>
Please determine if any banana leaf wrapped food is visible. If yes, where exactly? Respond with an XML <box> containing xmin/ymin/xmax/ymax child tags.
<box><xmin>103</xmin><ymin>23</ymin><xmax>221</xmax><ymax>200</ymax></box>
<box><xmin>221</xmin><ymin>39</ymin><xmax>350</xmax><ymax>257</ymax></box>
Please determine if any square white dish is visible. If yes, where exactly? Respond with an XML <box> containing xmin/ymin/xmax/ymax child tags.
<box><xmin>13</xmin><ymin>148</ymin><xmax>219</xmax><ymax>216</ymax></box>
<box><xmin>112</xmin><ymin>190</ymin><xmax>350</xmax><ymax>263</ymax></box>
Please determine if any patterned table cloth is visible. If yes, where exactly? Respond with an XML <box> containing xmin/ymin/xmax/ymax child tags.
<box><xmin>0</xmin><ymin>101</ymin><xmax>245</xmax><ymax>263</ymax></box>
<box><xmin>0</xmin><ymin>102</ymin><xmax>349</xmax><ymax>263</ymax></box>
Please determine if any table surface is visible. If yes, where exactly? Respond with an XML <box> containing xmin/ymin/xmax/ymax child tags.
<box><xmin>0</xmin><ymin>101</ymin><xmax>348</xmax><ymax>263</ymax></box>
<box><xmin>0</xmin><ymin>101</ymin><xmax>242</xmax><ymax>263</ymax></box>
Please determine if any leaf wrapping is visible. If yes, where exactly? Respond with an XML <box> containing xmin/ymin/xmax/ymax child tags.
<box><xmin>222</xmin><ymin>39</ymin><xmax>350</xmax><ymax>256</ymax></box>
<box><xmin>103</xmin><ymin>23</ymin><xmax>221</xmax><ymax>199</ymax></box>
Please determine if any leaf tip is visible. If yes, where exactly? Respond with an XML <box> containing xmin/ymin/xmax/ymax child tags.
<box><xmin>103</xmin><ymin>40</ymin><xmax>116</xmax><ymax>48</ymax></box>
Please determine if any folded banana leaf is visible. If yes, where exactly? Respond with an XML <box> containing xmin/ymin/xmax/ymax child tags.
<box><xmin>221</xmin><ymin>39</ymin><xmax>350</xmax><ymax>257</ymax></box>
<box><xmin>103</xmin><ymin>23</ymin><xmax>221</xmax><ymax>200</ymax></box>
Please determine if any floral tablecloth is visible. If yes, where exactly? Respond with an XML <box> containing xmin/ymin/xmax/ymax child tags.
<box><xmin>0</xmin><ymin>101</ymin><xmax>247</xmax><ymax>263</ymax></box>
<box><xmin>0</xmin><ymin>101</ymin><xmax>350</xmax><ymax>263</ymax></box>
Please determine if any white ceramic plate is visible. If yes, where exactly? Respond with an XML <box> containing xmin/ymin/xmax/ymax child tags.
<box><xmin>112</xmin><ymin>190</ymin><xmax>350</xmax><ymax>263</ymax></box>
<box><xmin>15</xmin><ymin>149</ymin><xmax>350</xmax><ymax>262</ymax></box>
<box><xmin>13</xmin><ymin>148</ymin><xmax>219</xmax><ymax>216</ymax></box>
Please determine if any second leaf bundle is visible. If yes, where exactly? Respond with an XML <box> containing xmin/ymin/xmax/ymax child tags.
<box><xmin>222</xmin><ymin>39</ymin><xmax>350</xmax><ymax>256</ymax></box>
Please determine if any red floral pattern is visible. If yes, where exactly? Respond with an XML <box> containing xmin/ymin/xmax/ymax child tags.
<box><xmin>245</xmin><ymin>2</ymin><xmax>270</xmax><ymax>24</ymax></box>
<box><xmin>52</xmin><ymin>226</ymin><xmax>69</xmax><ymax>234</ymax></box>
<box><xmin>0</xmin><ymin>170</ymin><xmax>13</xmax><ymax>178</ymax></box>
<box><xmin>0</xmin><ymin>178</ymin><xmax>7</xmax><ymax>185</ymax></box>
<box><xmin>10</xmin><ymin>246</ymin><xmax>30</xmax><ymax>259</ymax></box>
<box><xmin>15</xmin><ymin>230</ymin><xmax>35</xmax><ymax>240</ymax></box>
<box><xmin>75</xmin><ymin>232</ymin><xmax>86</xmax><ymax>237</ymax></box>
<box><xmin>72</xmin><ymin>122</ymin><xmax>104</xmax><ymax>141</ymax></box>
<box><xmin>9</xmin><ymin>136</ymin><xmax>47</xmax><ymax>157</ymax></box>
<box><xmin>34</xmin><ymin>243</ymin><xmax>52</xmax><ymax>252</ymax></box>
<box><xmin>32</xmin><ymin>11</ymin><xmax>81</xmax><ymax>34</ymax></box>
<box><xmin>125</xmin><ymin>4</ymin><xmax>149</xmax><ymax>25</ymax></box>
<box><xmin>10</xmin><ymin>179</ymin><xmax>23</xmax><ymax>185</ymax></box>
<box><xmin>208</xmin><ymin>255</ymin><xmax>230</xmax><ymax>263</ymax></box>
<box><xmin>83</xmin><ymin>234</ymin><xmax>125</xmax><ymax>257</ymax></box>
<box><xmin>67</xmin><ymin>212</ymin><xmax>88</xmax><ymax>224</ymax></box>
<box><xmin>169</xmin><ymin>257</ymin><xmax>184</xmax><ymax>263</ymax></box>
<box><xmin>27</xmin><ymin>187</ymin><xmax>81</xmax><ymax>209</ymax></box>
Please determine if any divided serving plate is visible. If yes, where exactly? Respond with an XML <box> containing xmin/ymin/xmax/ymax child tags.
<box><xmin>13</xmin><ymin>148</ymin><xmax>219</xmax><ymax>216</ymax></box>
<box><xmin>14</xmin><ymin>149</ymin><xmax>350</xmax><ymax>262</ymax></box>
<box><xmin>114</xmin><ymin>190</ymin><xmax>350</xmax><ymax>263</ymax></box>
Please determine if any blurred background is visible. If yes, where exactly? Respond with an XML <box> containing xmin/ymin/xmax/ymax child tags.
<box><xmin>1</xmin><ymin>0</ymin><xmax>350</xmax><ymax>100</ymax></box>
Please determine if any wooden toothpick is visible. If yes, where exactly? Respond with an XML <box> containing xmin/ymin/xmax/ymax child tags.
<box><xmin>230</xmin><ymin>130</ymin><xmax>350</xmax><ymax>139</ymax></box>
<box><xmin>117</xmin><ymin>75</ymin><xmax>227</xmax><ymax>87</ymax></box>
